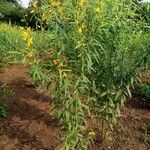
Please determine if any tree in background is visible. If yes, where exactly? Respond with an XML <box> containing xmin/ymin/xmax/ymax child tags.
<box><xmin>0</xmin><ymin>0</ymin><xmax>24</xmax><ymax>24</ymax></box>
<box><xmin>23</xmin><ymin>0</ymin><xmax>48</xmax><ymax>30</ymax></box>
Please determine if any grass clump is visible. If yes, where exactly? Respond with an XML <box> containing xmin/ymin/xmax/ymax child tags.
<box><xmin>135</xmin><ymin>83</ymin><xmax>150</xmax><ymax>99</ymax></box>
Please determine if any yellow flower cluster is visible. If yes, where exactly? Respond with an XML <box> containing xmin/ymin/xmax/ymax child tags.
<box><xmin>21</xmin><ymin>27</ymin><xmax>35</xmax><ymax>61</ymax></box>
<box><xmin>21</xmin><ymin>31</ymin><xmax>28</xmax><ymax>40</ymax></box>
<box><xmin>95</xmin><ymin>7</ymin><xmax>104</xmax><ymax>14</ymax></box>
<box><xmin>77</xmin><ymin>22</ymin><xmax>86</xmax><ymax>33</ymax></box>
<box><xmin>27</xmin><ymin>37</ymin><xmax>33</xmax><ymax>47</ymax></box>
<box><xmin>88</xmin><ymin>131</ymin><xmax>96</xmax><ymax>137</ymax></box>
<box><xmin>21</xmin><ymin>27</ymin><xmax>33</xmax><ymax>48</ymax></box>
<box><xmin>30</xmin><ymin>1</ymin><xmax>38</xmax><ymax>13</ymax></box>
<box><xmin>53</xmin><ymin>58</ymin><xmax>69</xmax><ymax>78</ymax></box>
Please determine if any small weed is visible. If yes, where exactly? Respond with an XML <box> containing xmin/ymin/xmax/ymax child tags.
<box><xmin>0</xmin><ymin>84</ymin><xmax>14</xmax><ymax>117</ymax></box>
<box><xmin>0</xmin><ymin>84</ymin><xmax>14</xmax><ymax>100</ymax></box>
<box><xmin>0</xmin><ymin>105</ymin><xmax>7</xmax><ymax>117</ymax></box>
<box><xmin>140</xmin><ymin>125</ymin><xmax>150</xmax><ymax>145</ymax></box>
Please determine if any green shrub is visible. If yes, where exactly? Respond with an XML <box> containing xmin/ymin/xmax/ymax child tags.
<box><xmin>6</xmin><ymin>0</ymin><xmax>150</xmax><ymax>149</ymax></box>
<box><xmin>136</xmin><ymin>2</ymin><xmax>150</xmax><ymax>24</ymax></box>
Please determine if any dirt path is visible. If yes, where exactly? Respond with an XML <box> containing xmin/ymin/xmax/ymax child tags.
<box><xmin>0</xmin><ymin>65</ymin><xmax>150</xmax><ymax>150</ymax></box>
<box><xmin>0</xmin><ymin>65</ymin><xmax>63</xmax><ymax>150</ymax></box>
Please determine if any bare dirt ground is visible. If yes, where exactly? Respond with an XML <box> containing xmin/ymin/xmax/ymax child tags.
<box><xmin>0</xmin><ymin>65</ymin><xmax>64</xmax><ymax>150</ymax></box>
<box><xmin>0</xmin><ymin>65</ymin><xmax>150</xmax><ymax>150</ymax></box>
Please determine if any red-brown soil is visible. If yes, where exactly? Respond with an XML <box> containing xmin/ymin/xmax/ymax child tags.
<box><xmin>0</xmin><ymin>65</ymin><xmax>64</xmax><ymax>150</ymax></box>
<box><xmin>0</xmin><ymin>65</ymin><xmax>150</xmax><ymax>150</ymax></box>
<box><xmin>89</xmin><ymin>96</ymin><xmax>150</xmax><ymax>150</ymax></box>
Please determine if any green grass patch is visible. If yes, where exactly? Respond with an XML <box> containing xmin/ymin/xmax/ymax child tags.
<box><xmin>135</xmin><ymin>83</ymin><xmax>150</xmax><ymax>99</ymax></box>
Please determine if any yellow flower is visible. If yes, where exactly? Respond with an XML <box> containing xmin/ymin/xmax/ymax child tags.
<box><xmin>63</xmin><ymin>72</ymin><xmax>68</xmax><ymax>78</ymax></box>
<box><xmin>27</xmin><ymin>37</ymin><xmax>33</xmax><ymax>47</ymax></box>
<box><xmin>95</xmin><ymin>7</ymin><xmax>100</xmax><ymax>13</ymax></box>
<box><xmin>53</xmin><ymin>59</ymin><xmax>61</xmax><ymax>66</ymax></box>
<box><xmin>88</xmin><ymin>131</ymin><xmax>96</xmax><ymax>137</ymax></box>
<box><xmin>21</xmin><ymin>31</ymin><xmax>28</xmax><ymax>40</ymax></box>
<box><xmin>32</xmin><ymin>2</ymin><xmax>38</xmax><ymax>8</ymax></box>
<box><xmin>77</xmin><ymin>27</ymin><xmax>82</xmax><ymax>33</ymax></box>
<box><xmin>81</xmin><ymin>22</ymin><xmax>86</xmax><ymax>29</ymax></box>
<box><xmin>42</xmin><ymin>13</ymin><xmax>47</xmax><ymax>21</ymax></box>
<box><xmin>79</xmin><ymin>0</ymin><xmax>86</xmax><ymax>5</ymax></box>
<box><xmin>53</xmin><ymin>60</ymin><xmax>58</xmax><ymax>65</ymax></box>
<box><xmin>95</xmin><ymin>7</ymin><xmax>104</xmax><ymax>14</ymax></box>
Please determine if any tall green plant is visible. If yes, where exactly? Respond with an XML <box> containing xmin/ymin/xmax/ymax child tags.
<box><xmin>18</xmin><ymin>0</ymin><xmax>150</xmax><ymax>149</ymax></box>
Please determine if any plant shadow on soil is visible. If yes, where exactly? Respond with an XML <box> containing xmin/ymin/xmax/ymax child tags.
<box><xmin>0</xmin><ymin>65</ymin><xmax>63</xmax><ymax>150</ymax></box>
<box><xmin>0</xmin><ymin>65</ymin><xmax>150</xmax><ymax>150</ymax></box>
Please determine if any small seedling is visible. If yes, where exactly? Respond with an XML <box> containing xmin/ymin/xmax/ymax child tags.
<box><xmin>0</xmin><ymin>105</ymin><xmax>7</xmax><ymax>117</ymax></box>
<box><xmin>0</xmin><ymin>84</ymin><xmax>14</xmax><ymax>100</ymax></box>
